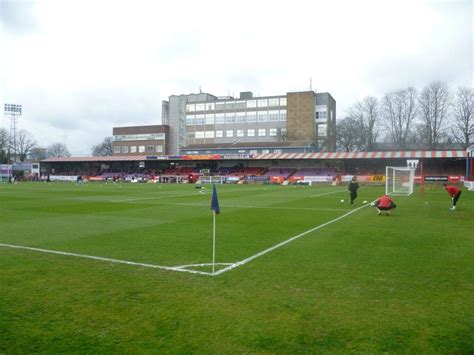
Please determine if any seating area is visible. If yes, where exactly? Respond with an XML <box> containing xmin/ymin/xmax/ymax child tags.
<box><xmin>264</xmin><ymin>168</ymin><xmax>294</xmax><ymax>178</ymax></box>
<box><xmin>161</xmin><ymin>167</ymin><xmax>195</xmax><ymax>176</ymax></box>
<box><xmin>294</xmin><ymin>168</ymin><xmax>338</xmax><ymax>176</ymax></box>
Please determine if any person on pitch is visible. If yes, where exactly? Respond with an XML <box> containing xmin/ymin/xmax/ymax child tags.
<box><xmin>348</xmin><ymin>176</ymin><xmax>359</xmax><ymax>206</ymax></box>
<box><xmin>373</xmin><ymin>194</ymin><xmax>396</xmax><ymax>215</ymax></box>
<box><xmin>443</xmin><ymin>183</ymin><xmax>462</xmax><ymax>211</ymax></box>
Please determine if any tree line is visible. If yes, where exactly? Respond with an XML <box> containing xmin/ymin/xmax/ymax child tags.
<box><xmin>0</xmin><ymin>131</ymin><xmax>113</xmax><ymax>164</ymax></box>
<box><xmin>0</xmin><ymin>129</ymin><xmax>73</xmax><ymax>163</ymax></box>
<box><xmin>336</xmin><ymin>81</ymin><xmax>473</xmax><ymax>151</ymax></box>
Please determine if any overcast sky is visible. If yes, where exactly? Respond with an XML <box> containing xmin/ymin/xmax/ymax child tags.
<box><xmin>0</xmin><ymin>0</ymin><xmax>472</xmax><ymax>155</ymax></box>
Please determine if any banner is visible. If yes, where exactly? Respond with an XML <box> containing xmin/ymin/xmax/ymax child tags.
<box><xmin>424</xmin><ymin>176</ymin><xmax>448</xmax><ymax>182</ymax></box>
<box><xmin>370</xmin><ymin>175</ymin><xmax>386</xmax><ymax>182</ymax></box>
<box><xmin>181</xmin><ymin>155</ymin><xmax>221</xmax><ymax>160</ymax></box>
<box><xmin>221</xmin><ymin>154</ymin><xmax>254</xmax><ymax>160</ymax></box>
<box><xmin>303</xmin><ymin>176</ymin><xmax>334</xmax><ymax>182</ymax></box>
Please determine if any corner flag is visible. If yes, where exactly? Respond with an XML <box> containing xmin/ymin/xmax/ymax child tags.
<box><xmin>210</xmin><ymin>184</ymin><xmax>220</xmax><ymax>214</ymax></box>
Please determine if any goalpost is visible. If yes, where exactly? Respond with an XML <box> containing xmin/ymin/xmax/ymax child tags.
<box><xmin>201</xmin><ymin>176</ymin><xmax>226</xmax><ymax>184</ymax></box>
<box><xmin>385</xmin><ymin>166</ymin><xmax>416</xmax><ymax>196</ymax></box>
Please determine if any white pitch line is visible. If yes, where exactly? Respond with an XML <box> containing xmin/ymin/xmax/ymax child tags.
<box><xmin>0</xmin><ymin>243</ymin><xmax>213</xmax><ymax>276</ymax></box>
<box><xmin>309</xmin><ymin>189</ymin><xmax>348</xmax><ymax>198</ymax></box>
<box><xmin>213</xmin><ymin>202</ymin><xmax>372</xmax><ymax>276</ymax></box>
<box><xmin>110</xmin><ymin>187</ymin><xmax>267</xmax><ymax>203</ymax></box>
<box><xmin>149</xmin><ymin>201</ymin><xmax>349</xmax><ymax>212</ymax></box>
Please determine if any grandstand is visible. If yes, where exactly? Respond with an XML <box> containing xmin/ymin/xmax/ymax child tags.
<box><xmin>36</xmin><ymin>150</ymin><xmax>466</xmax><ymax>185</ymax></box>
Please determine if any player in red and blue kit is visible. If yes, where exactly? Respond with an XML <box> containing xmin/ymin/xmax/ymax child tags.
<box><xmin>443</xmin><ymin>183</ymin><xmax>462</xmax><ymax>211</ymax></box>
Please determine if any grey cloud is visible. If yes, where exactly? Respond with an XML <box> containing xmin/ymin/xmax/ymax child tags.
<box><xmin>0</xmin><ymin>0</ymin><xmax>39</xmax><ymax>35</ymax></box>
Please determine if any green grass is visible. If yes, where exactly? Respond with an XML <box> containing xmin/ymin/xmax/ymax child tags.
<box><xmin>0</xmin><ymin>182</ymin><xmax>473</xmax><ymax>353</ymax></box>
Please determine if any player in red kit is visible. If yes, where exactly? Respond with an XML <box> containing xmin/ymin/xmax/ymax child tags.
<box><xmin>373</xmin><ymin>194</ymin><xmax>397</xmax><ymax>215</ymax></box>
<box><xmin>443</xmin><ymin>183</ymin><xmax>462</xmax><ymax>211</ymax></box>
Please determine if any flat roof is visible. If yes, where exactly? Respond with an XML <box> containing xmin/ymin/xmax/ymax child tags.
<box><xmin>41</xmin><ymin>150</ymin><xmax>467</xmax><ymax>163</ymax></box>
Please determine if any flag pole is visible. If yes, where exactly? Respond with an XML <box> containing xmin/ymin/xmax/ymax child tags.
<box><xmin>212</xmin><ymin>210</ymin><xmax>216</xmax><ymax>275</ymax></box>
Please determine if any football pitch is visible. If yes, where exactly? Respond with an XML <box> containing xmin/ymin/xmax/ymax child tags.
<box><xmin>1</xmin><ymin>182</ymin><xmax>473</xmax><ymax>352</ymax></box>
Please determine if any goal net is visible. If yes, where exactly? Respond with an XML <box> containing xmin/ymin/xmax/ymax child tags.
<box><xmin>201</xmin><ymin>176</ymin><xmax>226</xmax><ymax>184</ymax></box>
<box><xmin>386</xmin><ymin>166</ymin><xmax>415</xmax><ymax>196</ymax></box>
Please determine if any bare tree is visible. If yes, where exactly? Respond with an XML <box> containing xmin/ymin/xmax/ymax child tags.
<box><xmin>382</xmin><ymin>87</ymin><xmax>418</xmax><ymax>149</ymax></box>
<box><xmin>336</xmin><ymin>117</ymin><xmax>363</xmax><ymax>152</ymax></box>
<box><xmin>47</xmin><ymin>143</ymin><xmax>71</xmax><ymax>158</ymax></box>
<box><xmin>0</xmin><ymin>128</ymin><xmax>9</xmax><ymax>163</ymax></box>
<box><xmin>349</xmin><ymin>96</ymin><xmax>380</xmax><ymax>151</ymax></box>
<box><xmin>417</xmin><ymin>81</ymin><xmax>450</xmax><ymax>149</ymax></box>
<box><xmin>92</xmin><ymin>137</ymin><xmax>113</xmax><ymax>156</ymax></box>
<box><xmin>29</xmin><ymin>147</ymin><xmax>48</xmax><ymax>161</ymax></box>
<box><xmin>16</xmin><ymin>130</ymin><xmax>37</xmax><ymax>162</ymax></box>
<box><xmin>451</xmin><ymin>86</ymin><xmax>473</xmax><ymax>149</ymax></box>
<box><xmin>0</xmin><ymin>128</ymin><xmax>9</xmax><ymax>152</ymax></box>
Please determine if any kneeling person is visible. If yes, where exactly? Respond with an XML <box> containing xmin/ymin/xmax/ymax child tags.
<box><xmin>374</xmin><ymin>195</ymin><xmax>396</xmax><ymax>215</ymax></box>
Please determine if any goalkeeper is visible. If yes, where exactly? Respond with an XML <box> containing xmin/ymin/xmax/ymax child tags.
<box><xmin>373</xmin><ymin>194</ymin><xmax>397</xmax><ymax>215</ymax></box>
<box><xmin>443</xmin><ymin>183</ymin><xmax>462</xmax><ymax>211</ymax></box>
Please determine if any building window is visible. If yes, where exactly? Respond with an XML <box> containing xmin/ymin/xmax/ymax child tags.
<box><xmin>130</xmin><ymin>146</ymin><xmax>137</xmax><ymax>153</ymax></box>
<box><xmin>237</xmin><ymin>130</ymin><xmax>244</xmax><ymax>137</ymax></box>
<box><xmin>156</xmin><ymin>145</ymin><xmax>163</xmax><ymax>153</ymax></box>
<box><xmin>258</xmin><ymin>129</ymin><xmax>266</xmax><ymax>137</ymax></box>
<box><xmin>269</xmin><ymin>98</ymin><xmax>279</xmax><ymax>107</ymax></box>
<box><xmin>195</xmin><ymin>131</ymin><xmax>205</xmax><ymax>139</ymax></box>
<box><xmin>257</xmin><ymin>111</ymin><xmax>268</xmax><ymax>122</ymax></box>
<box><xmin>215</xmin><ymin>101</ymin><xmax>226</xmax><ymax>110</ymax></box>
<box><xmin>257</xmin><ymin>99</ymin><xmax>268</xmax><ymax>108</ymax></box>
<box><xmin>147</xmin><ymin>145</ymin><xmax>154</xmax><ymax>153</ymax></box>
<box><xmin>216</xmin><ymin>130</ymin><xmax>223</xmax><ymax>138</ymax></box>
<box><xmin>247</xmin><ymin>100</ymin><xmax>256</xmax><ymax>108</ymax></box>
<box><xmin>215</xmin><ymin>113</ymin><xmax>225</xmax><ymax>124</ymax></box>
<box><xmin>122</xmin><ymin>146</ymin><xmax>129</xmax><ymax>153</ymax></box>
<box><xmin>139</xmin><ymin>146</ymin><xmax>145</xmax><ymax>153</ymax></box>
<box><xmin>250</xmin><ymin>150</ymin><xmax>258</xmax><ymax>154</ymax></box>
<box><xmin>206</xmin><ymin>103</ymin><xmax>215</xmax><ymax>111</ymax></box>
<box><xmin>225</xmin><ymin>113</ymin><xmax>235</xmax><ymax>123</ymax></box>
<box><xmin>186</xmin><ymin>115</ymin><xmax>194</xmax><ymax>125</ymax></box>
<box><xmin>269</xmin><ymin>110</ymin><xmax>279</xmax><ymax>121</ymax></box>
<box><xmin>279</xmin><ymin>110</ymin><xmax>287</xmax><ymax>121</ymax></box>
<box><xmin>195</xmin><ymin>103</ymin><xmax>205</xmax><ymax>111</ymax></box>
<box><xmin>274</xmin><ymin>149</ymin><xmax>282</xmax><ymax>153</ymax></box>
<box><xmin>280</xmin><ymin>98</ymin><xmax>287</xmax><ymax>106</ymax></box>
<box><xmin>114</xmin><ymin>133</ymin><xmax>166</xmax><ymax>141</ymax></box>
<box><xmin>187</xmin><ymin>104</ymin><xmax>195</xmax><ymax>112</ymax></box>
<box><xmin>226</xmin><ymin>101</ymin><xmax>236</xmax><ymax>110</ymax></box>
<box><xmin>205</xmin><ymin>131</ymin><xmax>215</xmax><ymax>138</ymax></box>
<box><xmin>235</xmin><ymin>101</ymin><xmax>246</xmax><ymax>109</ymax></box>
<box><xmin>236</xmin><ymin>113</ymin><xmax>246</xmax><ymax>123</ymax></box>
<box><xmin>269</xmin><ymin>128</ymin><xmax>278</xmax><ymax>137</ymax></box>
<box><xmin>195</xmin><ymin>114</ymin><xmax>205</xmax><ymax>125</ymax></box>
<box><xmin>316</xmin><ymin>111</ymin><xmax>327</xmax><ymax>119</ymax></box>
<box><xmin>318</xmin><ymin>124</ymin><xmax>327</xmax><ymax>136</ymax></box>
<box><xmin>246</xmin><ymin>112</ymin><xmax>257</xmax><ymax>123</ymax></box>
<box><xmin>262</xmin><ymin>149</ymin><xmax>270</xmax><ymax>154</ymax></box>
<box><xmin>226</xmin><ymin>130</ymin><xmax>234</xmax><ymax>137</ymax></box>
<box><xmin>205</xmin><ymin>114</ymin><xmax>215</xmax><ymax>124</ymax></box>
<box><xmin>114</xmin><ymin>146</ymin><xmax>121</xmax><ymax>154</ymax></box>
<box><xmin>247</xmin><ymin>129</ymin><xmax>255</xmax><ymax>137</ymax></box>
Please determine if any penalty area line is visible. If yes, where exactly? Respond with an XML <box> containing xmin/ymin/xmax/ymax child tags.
<box><xmin>213</xmin><ymin>203</ymin><xmax>370</xmax><ymax>276</ymax></box>
<box><xmin>0</xmin><ymin>243</ymin><xmax>213</xmax><ymax>276</ymax></box>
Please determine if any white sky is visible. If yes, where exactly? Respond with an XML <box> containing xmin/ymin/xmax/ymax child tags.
<box><xmin>0</xmin><ymin>0</ymin><xmax>472</xmax><ymax>155</ymax></box>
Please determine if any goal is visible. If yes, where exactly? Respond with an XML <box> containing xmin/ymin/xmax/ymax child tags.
<box><xmin>385</xmin><ymin>166</ymin><xmax>415</xmax><ymax>196</ymax></box>
<box><xmin>201</xmin><ymin>176</ymin><xmax>226</xmax><ymax>184</ymax></box>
